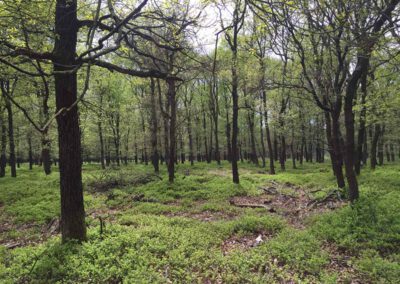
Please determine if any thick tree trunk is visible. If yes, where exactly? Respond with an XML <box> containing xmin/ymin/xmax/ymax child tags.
<box><xmin>53</xmin><ymin>0</ymin><xmax>86</xmax><ymax>242</ymax></box>
<box><xmin>343</xmin><ymin>59</ymin><xmax>367</xmax><ymax>202</ymax></box>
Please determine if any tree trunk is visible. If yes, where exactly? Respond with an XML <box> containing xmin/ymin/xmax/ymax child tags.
<box><xmin>98</xmin><ymin>121</ymin><xmax>105</xmax><ymax>169</ymax></box>
<box><xmin>41</xmin><ymin>130</ymin><xmax>51</xmax><ymax>175</ymax></box>
<box><xmin>259</xmin><ymin>105</ymin><xmax>266</xmax><ymax>168</ymax></box>
<box><xmin>167</xmin><ymin>79</ymin><xmax>176</xmax><ymax>183</ymax></box>
<box><xmin>355</xmin><ymin>72</ymin><xmax>368</xmax><ymax>175</ymax></box>
<box><xmin>370</xmin><ymin>124</ymin><xmax>380</xmax><ymax>170</ymax></box>
<box><xmin>27</xmin><ymin>134</ymin><xmax>33</xmax><ymax>170</ymax></box>
<box><xmin>279</xmin><ymin>135</ymin><xmax>286</xmax><ymax>171</ymax></box>
<box><xmin>202</xmin><ymin>101</ymin><xmax>210</xmax><ymax>163</ymax></box>
<box><xmin>224</xmin><ymin>95</ymin><xmax>232</xmax><ymax>163</ymax></box>
<box><xmin>53</xmin><ymin>0</ymin><xmax>86</xmax><ymax>242</ymax></box>
<box><xmin>0</xmin><ymin>108</ymin><xmax>6</xmax><ymax>177</ymax></box>
<box><xmin>390</xmin><ymin>144</ymin><xmax>395</xmax><ymax>161</ymax></box>
<box><xmin>378</xmin><ymin>126</ymin><xmax>385</xmax><ymax>166</ymax></box>
<box><xmin>325</xmin><ymin>111</ymin><xmax>345</xmax><ymax>188</ymax></box>
<box><xmin>273</xmin><ymin>132</ymin><xmax>278</xmax><ymax>162</ymax></box>
<box><xmin>231</xmin><ymin>59</ymin><xmax>240</xmax><ymax>183</ymax></box>
<box><xmin>247</xmin><ymin>103</ymin><xmax>259</xmax><ymax>166</ymax></box>
<box><xmin>150</xmin><ymin>78</ymin><xmax>159</xmax><ymax>173</ymax></box>
<box><xmin>1</xmin><ymin>81</ymin><xmax>17</xmax><ymax>178</ymax></box>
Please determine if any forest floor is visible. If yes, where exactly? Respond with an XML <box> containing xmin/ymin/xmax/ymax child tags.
<box><xmin>0</xmin><ymin>161</ymin><xmax>399</xmax><ymax>283</ymax></box>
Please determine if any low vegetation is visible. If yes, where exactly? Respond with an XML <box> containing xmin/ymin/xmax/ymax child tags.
<box><xmin>1</xmin><ymin>162</ymin><xmax>399</xmax><ymax>283</ymax></box>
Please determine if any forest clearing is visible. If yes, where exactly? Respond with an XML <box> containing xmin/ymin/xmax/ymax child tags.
<box><xmin>1</xmin><ymin>0</ymin><xmax>400</xmax><ymax>283</ymax></box>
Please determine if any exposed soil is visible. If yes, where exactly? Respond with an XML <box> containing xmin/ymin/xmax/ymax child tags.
<box><xmin>222</xmin><ymin>232</ymin><xmax>274</xmax><ymax>255</ymax></box>
<box><xmin>323</xmin><ymin>243</ymin><xmax>365</xmax><ymax>283</ymax></box>
<box><xmin>230</xmin><ymin>182</ymin><xmax>346</xmax><ymax>229</ymax></box>
<box><xmin>165</xmin><ymin>208</ymin><xmax>237</xmax><ymax>222</ymax></box>
<box><xmin>0</xmin><ymin>220</ymin><xmax>55</xmax><ymax>249</ymax></box>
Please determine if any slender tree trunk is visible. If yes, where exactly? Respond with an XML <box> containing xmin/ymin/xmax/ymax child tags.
<box><xmin>28</xmin><ymin>134</ymin><xmax>33</xmax><ymax>170</ymax></box>
<box><xmin>1</xmin><ymin>81</ymin><xmax>16</xmax><ymax>177</ymax></box>
<box><xmin>231</xmin><ymin>61</ymin><xmax>239</xmax><ymax>183</ymax></box>
<box><xmin>331</xmin><ymin>111</ymin><xmax>346</xmax><ymax>188</ymax></box>
<box><xmin>390</xmin><ymin>144</ymin><xmax>395</xmax><ymax>161</ymax></box>
<box><xmin>378</xmin><ymin>126</ymin><xmax>385</xmax><ymax>166</ymax></box>
<box><xmin>370</xmin><ymin>124</ymin><xmax>380</xmax><ymax>170</ymax></box>
<box><xmin>279</xmin><ymin>135</ymin><xmax>286</xmax><ymax>171</ymax></box>
<box><xmin>41</xmin><ymin>129</ymin><xmax>51</xmax><ymax>175</ymax></box>
<box><xmin>247</xmin><ymin>103</ymin><xmax>258</xmax><ymax>166</ymax></box>
<box><xmin>0</xmin><ymin>108</ymin><xmax>6</xmax><ymax>177</ymax></box>
<box><xmin>53</xmin><ymin>0</ymin><xmax>86</xmax><ymax>242</ymax></box>
<box><xmin>150</xmin><ymin>78</ymin><xmax>159</xmax><ymax>173</ymax></box>
<box><xmin>167</xmin><ymin>79</ymin><xmax>176</xmax><ymax>183</ymax></box>
<box><xmin>106</xmin><ymin>137</ymin><xmax>111</xmax><ymax>166</ymax></box>
<box><xmin>211</xmin><ymin>37</ymin><xmax>221</xmax><ymax>165</ymax></box>
<box><xmin>291</xmin><ymin>127</ymin><xmax>296</xmax><ymax>169</ymax></box>
<box><xmin>224</xmin><ymin>95</ymin><xmax>232</xmax><ymax>163</ymax></box>
<box><xmin>273</xmin><ymin>132</ymin><xmax>278</xmax><ymax>162</ymax></box>
<box><xmin>158</xmin><ymin>79</ymin><xmax>170</xmax><ymax>165</ymax></box>
<box><xmin>263</xmin><ymin>94</ymin><xmax>275</xmax><ymax>174</ymax></box>
<box><xmin>385</xmin><ymin>144</ymin><xmax>390</xmax><ymax>162</ymax></box>
<box><xmin>98</xmin><ymin>121</ymin><xmax>105</xmax><ymax>169</ymax></box>
<box><xmin>355</xmin><ymin>72</ymin><xmax>368</xmax><ymax>175</ymax></box>
<box><xmin>325</xmin><ymin>111</ymin><xmax>345</xmax><ymax>188</ymax></box>
<box><xmin>202</xmin><ymin>101</ymin><xmax>210</xmax><ymax>163</ymax></box>
<box><xmin>259</xmin><ymin>105</ymin><xmax>266</xmax><ymax>168</ymax></box>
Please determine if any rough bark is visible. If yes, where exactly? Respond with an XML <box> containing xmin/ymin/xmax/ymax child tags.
<box><xmin>53</xmin><ymin>0</ymin><xmax>86</xmax><ymax>242</ymax></box>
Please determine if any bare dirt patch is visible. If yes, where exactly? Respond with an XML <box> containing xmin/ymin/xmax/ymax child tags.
<box><xmin>323</xmin><ymin>243</ymin><xmax>364</xmax><ymax>283</ymax></box>
<box><xmin>0</xmin><ymin>220</ymin><xmax>56</xmax><ymax>249</ymax></box>
<box><xmin>222</xmin><ymin>232</ymin><xmax>273</xmax><ymax>255</ymax></box>
<box><xmin>166</xmin><ymin>209</ymin><xmax>237</xmax><ymax>222</ymax></box>
<box><xmin>230</xmin><ymin>182</ymin><xmax>346</xmax><ymax>229</ymax></box>
<box><xmin>87</xmin><ymin>172</ymin><xmax>162</xmax><ymax>192</ymax></box>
